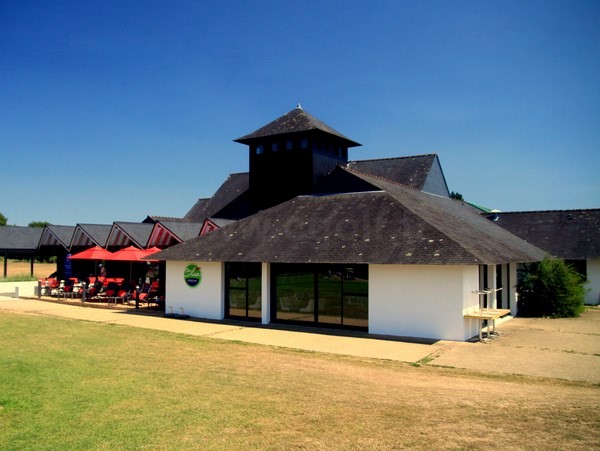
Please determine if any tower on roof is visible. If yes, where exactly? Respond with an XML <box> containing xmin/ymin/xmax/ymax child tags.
<box><xmin>235</xmin><ymin>106</ymin><xmax>361</xmax><ymax>211</ymax></box>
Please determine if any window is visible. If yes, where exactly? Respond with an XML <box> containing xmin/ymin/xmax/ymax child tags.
<box><xmin>286</xmin><ymin>140</ymin><xmax>293</xmax><ymax>150</ymax></box>
<box><xmin>272</xmin><ymin>263</ymin><xmax>368</xmax><ymax>329</ymax></box>
<box><xmin>272</xmin><ymin>143</ymin><xmax>278</xmax><ymax>152</ymax></box>
<box><xmin>301</xmin><ymin>138</ymin><xmax>308</xmax><ymax>149</ymax></box>
<box><xmin>256</xmin><ymin>145</ymin><xmax>264</xmax><ymax>155</ymax></box>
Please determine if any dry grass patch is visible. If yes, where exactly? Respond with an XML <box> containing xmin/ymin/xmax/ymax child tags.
<box><xmin>0</xmin><ymin>258</ymin><xmax>56</xmax><ymax>279</ymax></box>
<box><xmin>0</xmin><ymin>312</ymin><xmax>598</xmax><ymax>449</ymax></box>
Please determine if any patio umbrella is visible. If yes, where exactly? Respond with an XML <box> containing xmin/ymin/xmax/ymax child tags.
<box><xmin>110</xmin><ymin>246</ymin><xmax>151</xmax><ymax>262</ymax></box>
<box><xmin>108</xmin><ymin>246</ymin><xmax>159</xmax><ymax>282</ymax></box>
<box><xmin>144</xmin><ymin>247</ymin><xmax>161</xmax><ymax>261</ymax></box>
<box><xmin>68</xmin><ymin>246</ymin><xmax>114</xmax><ymax>260</ymax></box>
<box><xmin>68</xmin><ymin>245</ymin><xmax>114</xmax><ymax>279</ymax></box>
<box><xmin>109</xmin><ymin>246</ymin><xmax>156</xmax><ymax>262</ymax></box>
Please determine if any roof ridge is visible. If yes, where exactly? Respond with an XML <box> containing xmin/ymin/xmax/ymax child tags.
<box><xmin>76</xmin><ymin>223</ymin><xmax>112</xmax><ymax>226</ymax></box>
<box><xmin>348</xmin><ymin>153</ymin><xmax>437</xmax><ymax>164</ymax></box>
<box><xmin>496</xmin><ymin>208</ymin><xmax>600</xmax><ymax>215</ymax></box>
<box><xmin>343</xmin><ymin>166</ymin><xmax>423</xmax><ymax>193</ymax></box>
<box><xmin>149</xmin><ymin>215</ymin><xmax>189</xmax><ymax>221</ymax></box>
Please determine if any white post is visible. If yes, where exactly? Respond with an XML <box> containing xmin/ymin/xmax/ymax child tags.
<box><xmin>486</xmin><ymin>265</ymin><xmax>497</xmax><ymax>309</ymax></box>
<box><xmin>261</xmin><ymin>262</ymin><xmax>270</xmax><ymax>325</ymax></box>
<box><xmin>508</xmin><ymin>263</ymin><xmax>518</xmax><ymax>316</ymax></box>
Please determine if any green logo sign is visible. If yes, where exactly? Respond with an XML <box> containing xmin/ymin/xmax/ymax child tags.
<box><xmin>184</xmin><ymin>264</ymin><xmax>202</xmax><ymax>287</ymax></box>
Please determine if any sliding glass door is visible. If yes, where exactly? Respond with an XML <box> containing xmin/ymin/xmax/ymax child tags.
<box><xmin>225</xmin><ymin>263</ymin><xmax>261</xmax><ymax>321</ymax></box>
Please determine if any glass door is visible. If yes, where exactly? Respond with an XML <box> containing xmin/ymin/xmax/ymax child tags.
<box><xmin>225</xmin><ymin>263</ymin><xmax>261</xmax><ymax>321</ymax></box>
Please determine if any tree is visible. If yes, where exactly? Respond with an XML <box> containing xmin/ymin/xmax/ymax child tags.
<box><xmin>450</xmin><ymin>191</ymin><xmax>464</xmax><ymax>201</ymax></box>
<box><xmin>0</xmin><ymin>212</ymin><xmax>6</xmax><ymax>226</ymax></box>
<box><xmin>517</xmin><ymin>258</ymin><xmax>586</xmax><ymax>318</ymax></box>
<box><xmin>28</xmin><ymin>221</ymin><xmax>51</xmax><ymax>228</ymax></box>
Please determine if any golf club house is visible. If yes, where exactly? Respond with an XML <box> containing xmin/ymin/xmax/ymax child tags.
<box><xmin>152</xmin><ymin>106</ymin><xmax>547</xmax><ymax>341</ymax></box>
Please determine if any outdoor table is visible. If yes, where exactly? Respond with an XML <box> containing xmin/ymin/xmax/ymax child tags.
<box><xmin>464</xmin><ymin>308</ymin><xmax>511</xmax><ymax>340</ymax></box>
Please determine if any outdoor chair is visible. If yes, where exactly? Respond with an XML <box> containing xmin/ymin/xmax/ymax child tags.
<box><xmin>102</xmin><ymin>281</ymin><xmax>120</xmax><ymax>303</ymax></box>
<box><xmin>40</xmin><ymin>278</ymin><xmax>58</xmax><ymax>296</ymax></box>
<box><xmin>116</xmin><ymin>288</ymin><xmax>132</xmax><ymax>304</ymax></box>
<box><xmin>87</xmin><ymin>280</ymin><xmax>104</xmax><ymax>300</ymax></box>
<box><xmin>137</xmin><ymin>281</ymin><xmax>160</xmax><ymax>307</ymax></box>
<box><xmin>61</xmin><ymin>279</ymin><xmax>75</xmax><ymax>299</ymax></box>
<box><xmin>136</xmin><ymin>283</ymin><xmax>151</xmax><ymax>303</ymax></box>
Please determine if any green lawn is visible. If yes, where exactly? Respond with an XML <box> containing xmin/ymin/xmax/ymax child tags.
<box><xmin>0</xmin><ymin>313</ymin><xmax>598</xmax><ymax>449</ymax></box>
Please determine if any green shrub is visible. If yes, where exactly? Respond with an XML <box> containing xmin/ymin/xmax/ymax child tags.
<box><xmin>517</xmin><ymin>258</ymin><xmax>586</xmax><ymax>318</ymax></box>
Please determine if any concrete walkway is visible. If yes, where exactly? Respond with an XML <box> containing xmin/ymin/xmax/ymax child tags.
<box><xmin>2</xmin><ymin>297</ymin><xmax>599</xmax><ymax>383</ymax></box>
<box><xmin>0</xmin><ymin>297</ymin><xmax>439</xmax><ymax>363</ymax></box>
<box><xmin>433</xmin><ymin>308</ymin><xmax>600</xmax><ymax>383</ymax></box>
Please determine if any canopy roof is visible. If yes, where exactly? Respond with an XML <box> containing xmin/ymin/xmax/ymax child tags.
<box><xmin>70</xmin><ymin>224</ymin><xmax>112</xmax><ymax>249</ymax></box>
<box><xmin>38</xmin><ymin>225</ymin><xmax>76</xmax><ymax>249</ymax></box>
<box><xmin>0</xmin><ymin>226</ymin><xmax>43</xmax><ymax>254</ymax></box>
<box><xmin>106</xmin><ymin>222</ymin><xmax>154</xmax><ymax>248</ymax></box>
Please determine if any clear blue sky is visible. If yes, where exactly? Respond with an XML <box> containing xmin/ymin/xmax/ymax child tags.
<box><xmin>1</xmin><ymin>0</ymin><xmax>598</xmax><ymax>226</ymax></box>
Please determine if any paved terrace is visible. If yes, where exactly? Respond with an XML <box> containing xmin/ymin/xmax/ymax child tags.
<box><xmin>1</xmin><ymin>297</ymin><xmax>599</xmax><ymax>383</ymax></box>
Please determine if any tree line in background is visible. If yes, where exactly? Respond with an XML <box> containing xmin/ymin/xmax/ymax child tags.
<box><xmin>0</xmin><ymin>212</ymin><xmax>49</xmax><ymax>228</ymax></box>
<box><xmin>0</xmin><ymin>212</ymin><xmax>53</xmax><ymax>263</ymax></box>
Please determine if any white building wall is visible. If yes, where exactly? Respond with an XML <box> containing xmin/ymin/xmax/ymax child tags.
<box><xmin>586</xmin><ymin>258</ymin><xmax>600</xmax><ymax>305</ymax></box>
<box><xmin>369</xmin><ymin>264</ymin><xmax>480</xmax><ymax>341</ymax></box>
<box><xmin>165</xmin><ymin>261</ymin><xmax>224</xmax><ymax>319</ymax></box>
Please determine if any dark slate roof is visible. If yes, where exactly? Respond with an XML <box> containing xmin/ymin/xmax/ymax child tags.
<box><xmin>143</xmin><ymin>215</ymin><xmax>187</xmax><ymax>224</ymax></box>
<box><xmin>184</xmin><ymin>173</ymin><xmax>250</xmax><ymax>222</ymax></box>
<box><xmin>157</xmin><ymin>220</ymin><xmax>203</xmax><ymax>242</ymax></box>
<box><xmin>207</xmin><ymin>218</ymin><xmax>237</xmax><ymax>228</ymax></box>
<box><xmin>38</xmin><ymin>225</ymin><xmax>76</xmax><ymax>249</ymax></box>
<box><xmin>70</xmin><ymin>224</ymin><xmax>112</xmax><ymax>248</ymax></box>
<box><xmin>154</xmin><ymin>173</ymin><xmax>546</xmax><ymax>265</ymax></box>
<box><xmin>493</xmin><ymin>209</ymin><xmax>600</xmax><ymax>259</ymax></box>
<box><xmin>346</xmin><ymin>154</ymin><xmax>437</xmax><ymax>191</ymax></box>
<box><xmin>234</xmin><ymin>106</ymin><xmax>361</xmax><ymax>147</ymax></box>
<box><xmin>349</xmin><ymin>170</ymin><xmax>547</xmax><ymax>264</ymax></box>
<box><xmin>107</xmin><ymin>222</ymin><xmax>154</xmax><ymax>248</ymax></box>
<box><xmin>313</xmin><ymin>165</ymin><xmax>379</xmax><ymax>195</ymax></box>
<box><xmin>0</xmin><ymin>226</ymin><xmax>43</xmax><ymax>253</ymax></box>
<box><xmin>183</xmin><ymin>198</ymin><xmax>210</xmax><ymax>221</ymax></box>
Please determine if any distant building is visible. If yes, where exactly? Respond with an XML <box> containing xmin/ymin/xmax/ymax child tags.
<box><xmin>493</xmin><ymin>210</ymin><xmax>600</xmax><ymax>305</ymax></box>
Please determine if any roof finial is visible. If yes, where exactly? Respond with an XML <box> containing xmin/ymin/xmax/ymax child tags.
<box><xmin>296</xmin><ymin>102</ymin><xmax>302</xmax><ymax>110</ymax></box>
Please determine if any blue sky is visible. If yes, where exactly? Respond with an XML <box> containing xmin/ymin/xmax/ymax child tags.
<box><xmin>1</xmin><ymin>0</ymin><xmax>598</xmax><ymax>226</ymax></box>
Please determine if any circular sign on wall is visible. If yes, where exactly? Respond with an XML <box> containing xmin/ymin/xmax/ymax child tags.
<box><xmin>184</xmin><ymin>264</ymin><xmax>202</xmax><ymax>287</ymax></box>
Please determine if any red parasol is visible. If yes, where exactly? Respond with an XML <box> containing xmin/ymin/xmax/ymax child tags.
<box><xmin>144</xmin><ymin>247</ymin><xmax>162</xmax><ymax>261</ymax></box>
<box><xmin>109</xmin><ymin>246</ymin><xmax>159</xmax><ymax>262</ymax></box>
<box><xmin>69</xmin><ymin>246</ymin><xmax>114</xmax><ymax>260</ymax></box>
